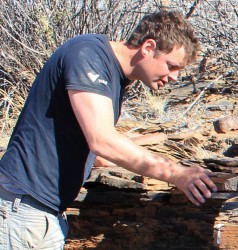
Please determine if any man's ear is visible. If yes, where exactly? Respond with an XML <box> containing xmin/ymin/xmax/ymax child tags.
<box><xmin>141</xmin><ymin>39</ymin><xmax>157</xmax><ymax>57</ymax></box>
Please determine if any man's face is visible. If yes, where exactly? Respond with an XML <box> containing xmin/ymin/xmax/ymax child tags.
<box><xmin>134</xmin><ymin>46</ymin><xmax>186</xmax><ymax>91</ymax></box>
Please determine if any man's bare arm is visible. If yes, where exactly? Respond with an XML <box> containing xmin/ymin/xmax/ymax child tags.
<box><xmin>68</xmin><ymin>90</ymin><xmax>217</xmax><ymax>206</ymax></box>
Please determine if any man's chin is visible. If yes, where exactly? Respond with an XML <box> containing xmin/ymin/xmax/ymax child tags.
<box><xmin>144</xmin><ymin>81</ymin><xmax>162</xmax><ymax>91</ymax></box>
<box><xmin>157</xmin><ymin>80</ymin><xmax>166</xmax><ymax>88</ymax></box>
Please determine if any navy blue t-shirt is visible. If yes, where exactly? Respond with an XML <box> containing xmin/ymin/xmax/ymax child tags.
<box><xmin>0</xmin><ymin>34</ymin><xmax>129</xmax><ymax>211</ymax></box>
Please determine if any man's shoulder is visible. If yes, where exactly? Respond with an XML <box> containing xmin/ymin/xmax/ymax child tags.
<box><xmin>60</xmin><ymin>34</ymin><xmax>110</xmax><ymax>60</ymax></box>
<box><xmin>67</xmin><ymin>34</ymin><xmax>109</xmax><ymax>47</ymax></box>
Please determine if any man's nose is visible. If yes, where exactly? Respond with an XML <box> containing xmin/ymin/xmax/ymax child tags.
<box><xmin>168</xmin><ymin>70</ymin><xmax>179</xmax><ymax>82</ymax></box>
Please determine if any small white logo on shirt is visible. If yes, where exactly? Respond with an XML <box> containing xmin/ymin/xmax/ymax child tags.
<box><xmin>87</xmin><ymin>72</ymin><xmax>108</xmax><ymax>85</ymax></box>
<box><xmin>98</xmin><ymin>79</ymin><xmax>108</xmax><ymax>85</ymax></box>
<box><xmin>87</xmin><ymin>72</ymin><xmax>100</xmax><ymax>82</ymax></box>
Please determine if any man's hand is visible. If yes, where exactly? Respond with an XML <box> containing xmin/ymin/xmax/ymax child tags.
<box><xmin>170</xmin><ymin>165</ymin><xmax>217</xmax><ymax>206</ymax></box>
<box><xmin>68</xmin><ymin>90</ymin><xmax>217</xmax><ymax>207</ymax></box>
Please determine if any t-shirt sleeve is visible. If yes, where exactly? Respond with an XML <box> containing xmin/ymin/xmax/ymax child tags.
<box><xmin>63</xmin><ymin>40</ymin><xmax>113</xmax><ymax>99</ymax></box>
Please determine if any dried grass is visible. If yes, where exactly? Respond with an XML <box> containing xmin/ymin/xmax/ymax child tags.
<box><xmin>0</xmin><ymin>87</ymin><xmax>25</xmax><ymax>134</ymax></box>
<box><xmin>144</xmin><ymin>90</ymin><xmax>169</xmax><ymax>119</ymax></box>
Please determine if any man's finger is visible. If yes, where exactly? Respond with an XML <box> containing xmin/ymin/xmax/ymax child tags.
<box><xmin>188</xmin><ymin>183</ymin><xmax>206</xmax><ymax>204</ymax></box>
<box><xmin>193</xmin><ymin>179</ymin><xmax>212</xmax><ymax>199</ymax></box>
<box><xmin>200</xmin><ymin>174</ymin><xmax>218</xmax><ymax>193</ymax></box>
<box><xmin>184</xmin><ymin>188</ymin><xmax>201</xmax><ymax>206</ymax></box>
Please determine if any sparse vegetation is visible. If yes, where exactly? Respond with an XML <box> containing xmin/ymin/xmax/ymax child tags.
<box><xmin>1</xmin><ymin>0</ymin><xmax>238</xmax><ymax>160</ymax></box>
<box><xmin>1</xmin><ymin>2</ymin><xmax>238</xmax><ymax>247</ymax></box>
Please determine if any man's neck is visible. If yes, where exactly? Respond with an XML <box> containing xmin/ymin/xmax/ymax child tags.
<box><xmin>109</xmin><ymin>41</ymin><xmax>137</xmax><ymax>80</ymax></box>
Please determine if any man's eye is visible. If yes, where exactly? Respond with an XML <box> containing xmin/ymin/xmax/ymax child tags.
<box><xmin>168</xmin><ymin>65</ymin><xmax>179</xmax><ymax>71</ymax></box>
<box><xmin>168</xmin><ymin>65</ymin><xmax>175</xmax><ymax>70</ymax></box>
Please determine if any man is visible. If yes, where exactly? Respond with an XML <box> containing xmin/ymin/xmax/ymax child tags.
<box><xmin>0</xmin><ymin>10</ymin><xmax>217</xmax><ymax>249</ymax></box>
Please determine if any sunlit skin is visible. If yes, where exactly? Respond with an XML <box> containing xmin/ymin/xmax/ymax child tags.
<box><xmin>110</xmin><ymin>39</ymin><xmax>186</xmax><ymax>91</ymax></box>
<box><xmin>88</xmin><ymin>38</ymin><xmax>217</xmax><ymax>206</ymax></box>
<box><xmin>131</xmin><ymin>42</ymin><xmax>186</xmax><ymax>90</ymax></box>
<box><xmin>148</xmin><ymin>48</ymin><xmax>185</xmax><ymax>90</ymax></box>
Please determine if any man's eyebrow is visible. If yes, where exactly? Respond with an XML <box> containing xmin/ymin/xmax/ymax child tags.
<box><xmin>167</xmin><ymin>62</ymin><xmax>183</xmax><ymax>69</ymax></box>
<box><xmin>168</xmin><ymin>62</ymin><xmax>180</xmax><ymax>67</ymax></box>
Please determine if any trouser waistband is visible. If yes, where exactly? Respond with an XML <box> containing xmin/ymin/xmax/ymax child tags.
<box><xmin>0</xmin><ymin>184</ymin><xmax>60</xmax><ymax>216</ymax></box>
